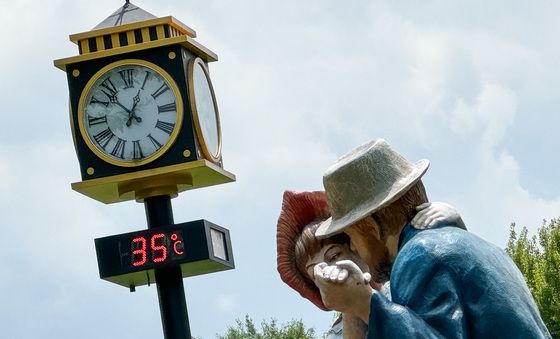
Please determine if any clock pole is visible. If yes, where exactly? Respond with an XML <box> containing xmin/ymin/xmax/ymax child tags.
<box><xmin>145</xmin><ymin>195</ymin><xmax>191</xmax><ymax>339</ymax></box>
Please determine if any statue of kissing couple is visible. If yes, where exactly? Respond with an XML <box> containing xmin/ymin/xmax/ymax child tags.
<box><xmin>276</xmin><ymin>139</ymin><xmax>550</xmax><ymax>338</ymax></box>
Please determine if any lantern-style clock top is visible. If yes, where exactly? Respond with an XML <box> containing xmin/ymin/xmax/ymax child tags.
<box><xmin>54</xmin><ymin>2</ymin><xmax>235</xmax><ymax>204</ymax></box>
<box><xmin>55</xmin><ymin>2</ymin><xmax>216</xmax><ymax>70</ymax></box>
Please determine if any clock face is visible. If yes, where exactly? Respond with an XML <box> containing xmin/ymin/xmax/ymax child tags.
<box><xmin>188</xmin><ymin>58</ymin><xmax>221</xmax><ymax>162</ymax></box>
<box><xmin>78</xmin><ymin>60</ymin><xmax>183</xmax><ymax>167</ymax></box>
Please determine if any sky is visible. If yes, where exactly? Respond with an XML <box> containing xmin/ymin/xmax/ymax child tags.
<box><xmin>1</xmin><ymin>0</ymin><xmax>559</xmax><ymax>338</ymax></box>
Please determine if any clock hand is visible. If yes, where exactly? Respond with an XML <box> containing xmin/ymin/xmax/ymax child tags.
<box><xmin>131</xmin><ymin>91</ymin><xmax>142</xmax><ymax>122</ymax></box>
<box><xmin>125</xmin><ymin>90</ymin><xmax>143</xmax><ymax>127</ymax></box>
<box><xmin>127</xmin><ymin>112</ymin><xmax>142</xmax><ymax>126</ymax></box>
<box><xmin>108</xmin><ymin>93</ymin><xmax>133</xmax><ymax>114</ymax></box>
<box><xmin>131</xmin><ymin>90</ymin><xmax>141</xmax><ymax>112</ymax></box>
<box><xmin>115</xmin><ymin>101</ymin><xmax>132</xmax><ymax>114</ymax></box>
<box><xmin>125</xmin><ymin>92</ymin><xmax>143</xmax><ymax>127</ymax></box>
<box><xmin>107</xmin><ymin>91</ymin><xmax>141</xmax><ymax>127</ymax></box>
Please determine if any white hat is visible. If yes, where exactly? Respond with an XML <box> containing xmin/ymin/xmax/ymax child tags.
<box><xmin>316</xmin><ymin>139</ymin><xmax>429</xmax><ymax>238</ymax></box>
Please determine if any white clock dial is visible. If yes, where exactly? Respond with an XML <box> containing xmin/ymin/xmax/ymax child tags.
<box><xmin>79</xmin><ymin>60</ymin><xmax>183</xmax><ymax>167</ymax></box>
<box><xmin>188</xmin><ymin>58</ymin><xmax>221</xmax><ymax>162</ymax></box>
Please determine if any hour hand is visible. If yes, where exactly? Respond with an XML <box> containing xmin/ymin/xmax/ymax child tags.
<box><xmin>131</xmin><ymin>90</ymin><xmax>141</xmax><ymax>112</ymax></box>
<box><xmin>133</xmin><ymin>90</ymin><xmax>140</xmax><ymax>105</ymax></box>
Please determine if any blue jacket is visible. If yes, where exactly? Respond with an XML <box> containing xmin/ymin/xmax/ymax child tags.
<box><xmin>367</xmin><ymin>224</ymin><xmax>551</xmax><ymax>338</ymax></box>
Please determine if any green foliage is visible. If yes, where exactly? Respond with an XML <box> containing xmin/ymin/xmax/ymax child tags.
<box><xmin>217</xmin><ymin>315</ymin><xmax>316</xmax><ymax>339</ymax></box>
<box><xmin>506</xmin><ymin>219</ymin><xmax>560</xmax><ymax>338</ymax></box>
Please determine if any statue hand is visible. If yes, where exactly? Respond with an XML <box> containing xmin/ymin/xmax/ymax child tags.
<box><xmin>313</xmin><ymin>260</ymin><xmax>374</xmax><ymax>322</ymax></box>
<box><xmin>411</xmin><ymin>202</ymin><xmax>467</xmax><ymax>230</ymax></box>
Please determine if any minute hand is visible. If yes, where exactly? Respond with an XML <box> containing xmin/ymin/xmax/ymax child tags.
<box><xmin>106</xmin><ymin>92</ymin><xmax>132</xmax><ymax>114</ymax></box>
<box><xmin>113</xmin><ymin>100</ymin><xmax>132</xmax><ymax>114</ymax></box>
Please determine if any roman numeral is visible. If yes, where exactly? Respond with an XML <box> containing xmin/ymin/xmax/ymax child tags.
<box><xmin>87</xmin><ymin>115</ymin><xmax>107</xmax><ymax>127</ymax></box>
<box><xmin>118</xmin><ymin>69</ymin><xmax>135</xmax><ymax>89</ymax></box>
<box><xmin>100</xmin><ymin>77</ymin><xmax>118</xmax><ymax>99</ymax></box>
<box><xmin>90</xmin><ymin>96</ymin><xmax>109</xmax><ymax>107</ymax></box>
<box><xmin>155</xmin><ymin>120</ymin><xmax>175</xmax><ymax>135</ymax></box>
<box><xmin>133</xmin><ymin>140</ymin><xmax>144</xmax><ymax>159</ymax></box>
<box><xmin>111</xmin><ymin>138</ymin><xmax>126</xmax><ymax>159</ymax></box>
<box><xmin>141</xmin><ymin>71</ymin><xmax>150</xmax><ymax>90</ymax></box>
<box><xmin>147</xmin><ymin>134</ymin><xmax>162</xmax><ymax>150</ymax></box>
<box><xmin>157</xmin><ymin>102</ymin><xmax>176</xmax><ymax>114</ymax></box>
<box><xmin>151</xmin><ymin>83</ymin><xmax>170</xmax><ymax>99</ymax></box>
<box><xmin>93</xmin><ymin>128</ymin><xmax>114</xmax><ymax>150</ymax></box>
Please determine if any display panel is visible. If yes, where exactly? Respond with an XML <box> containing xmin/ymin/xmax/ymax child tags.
<box><xmin>95</xmin><ymin>219</ymin><xmax>234</xmax><ymax>288</ymax></box>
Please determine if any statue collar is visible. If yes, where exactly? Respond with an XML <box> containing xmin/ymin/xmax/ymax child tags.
<box><xmin>397</xmin><ymin>223</ymin><xmax>419</xmax><ymax>252</ymax></box>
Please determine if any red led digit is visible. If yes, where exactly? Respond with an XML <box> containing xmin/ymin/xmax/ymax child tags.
<box><xmin>151</xmin><ymin>233</ymin><xmax>167</xmax><ymax>263</ymax></box>
<box><xmin>131</xmin><ymin>237</ymin><xmax>147</xmax><ymax>267</ymax></box>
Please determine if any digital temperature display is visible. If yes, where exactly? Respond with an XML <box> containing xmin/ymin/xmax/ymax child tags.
<box><xmin>130</xmin><ymin>231</ymin><xmax>185</xmax><ymax>268</ymax></box>
<box><xmin>95</xmin><ymin>220</ymin><xmax>234</xmax><ymax>289</ymax></box>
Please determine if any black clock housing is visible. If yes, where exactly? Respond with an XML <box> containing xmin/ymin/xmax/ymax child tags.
<box><xmin>67</xmin><ymin>45</ymin><xmax>209</xmax><ymax>180</ymax></box>
<box><xmin>55</xmin><ymin>12</ymin><xmax>234</xmax><ymax>204</ymax></box>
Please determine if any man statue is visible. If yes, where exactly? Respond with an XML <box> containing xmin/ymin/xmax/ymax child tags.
<box><xmin>312</xmin><ymin>139</ymin><xmax>551</xmax><ymax>338</ymax></box>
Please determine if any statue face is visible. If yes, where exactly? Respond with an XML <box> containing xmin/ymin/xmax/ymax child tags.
<box><xmin>345</xmin><ymin>216</ymin><xmax>393</xmax><ymax>283</ymax></box>
<box><xmin>305</xmin><ymin>243</ymin><xmax>369</xmax><ymax>280</ymax></box>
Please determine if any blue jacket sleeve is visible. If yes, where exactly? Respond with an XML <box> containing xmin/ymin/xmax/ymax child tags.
<box><xmin>367</xmin><ymin>245</ymin><xmax>467</xmax><ymax>338</ymax></box>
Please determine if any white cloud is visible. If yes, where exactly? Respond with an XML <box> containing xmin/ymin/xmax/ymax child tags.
<box><xmin>467</xmin><ymin>145</ymin><xmax>560</xmax><ymax>245</ymax></box>
<box><xmin>443</xmin><ymin>83</ymin><xmax>558</xmax><ymax>245</ymax></box>
<box><xmin>449</xmin><ymin>83</ymin><xmax>517</xmax><ymax>145</ymax></box>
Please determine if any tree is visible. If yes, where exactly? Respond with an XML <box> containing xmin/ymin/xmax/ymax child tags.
<box><xmin>506</xmin><ymin>218</ymin><xmax>560</xmax><ymax>337</ymax></box>
<box><xmin>217</xmin><ymin>315</ymin><xmax>316</xmax><ymax>339</ymax></box>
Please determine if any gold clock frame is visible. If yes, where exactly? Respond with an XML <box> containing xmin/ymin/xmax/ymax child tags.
<box><xmin>77</xmin><ymin>59</ymin><xmax>184</xmax><ymax>167</ymax></box>
<box><xmin>187</xmin><ymin>57</ymin><xmax>222</xmax><ymax>163</ymax></box>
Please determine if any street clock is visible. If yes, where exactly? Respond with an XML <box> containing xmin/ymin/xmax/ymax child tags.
<box><xmin>54</xmin><ymin>4</ymin><xmax>236</xmax><ymax>338</ymax></box>
<box><xmin>54</xmin><ymin>3</ymin><xmax>234</xmax><ymax>203</ymax></box>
